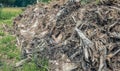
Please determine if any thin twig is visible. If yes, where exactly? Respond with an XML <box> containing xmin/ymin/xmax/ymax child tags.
<box><xmin>107</xmin><ymin>48</ymin><xmax>120</xmax><ymax>59</ymax></box>
<box><xmin>15</xmin><ymin>57</ymin><xmax>31</xmax><ymax>67</ymax></box>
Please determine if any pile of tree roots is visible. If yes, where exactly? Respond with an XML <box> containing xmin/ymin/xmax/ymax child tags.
<box><xmin>13</xmin><ymin>0</ymin><xmax>120</xmax><ymax>71</ymax></box>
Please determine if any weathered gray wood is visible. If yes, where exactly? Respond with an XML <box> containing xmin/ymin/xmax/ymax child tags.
<box><xmin>75</xmin><ymin>28</ymin><xmax>93</xmax><ymax>47</ymax></box>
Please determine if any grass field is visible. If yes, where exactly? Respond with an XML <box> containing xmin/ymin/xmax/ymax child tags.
<box><xmin>0</xmin><ymin>8</ymin><xmax>22</xmax><ymax>25</ymax></box>
<box><xmin>0</xmin><ymin>7</ymin><xmax>47</xmax><ymax>71</ymax></box>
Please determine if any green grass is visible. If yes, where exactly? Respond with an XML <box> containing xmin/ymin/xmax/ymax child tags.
<box><xmin>0</xmin><ymin>35</ymin><xmax>19</xmax><ymax>59</ymax></box>
<box><xmin>0</xmin><ymin>7</ymin><xmax>48</xmax><ymax>71</ymax></box>
<box><xmin>0</xmin><ymin>7</ymin><xmax>22</xmax><ymax>26</ymax></box>
<box><xmin>0</xmin><ymin>8</ymin><xmax>22</xmax><ymax>20</ymax></box>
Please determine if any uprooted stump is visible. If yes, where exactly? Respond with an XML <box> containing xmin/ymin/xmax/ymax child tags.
<box><xmin>13</xmin><ymin>0</ymin><xmax>120</xmax><ymax>71</ymax></box>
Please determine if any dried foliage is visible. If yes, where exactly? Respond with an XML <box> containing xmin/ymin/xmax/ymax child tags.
<box><xmin>14</xmin><ymin>0</ymin><xmax>120</xmax><ymax>71</ymax></box>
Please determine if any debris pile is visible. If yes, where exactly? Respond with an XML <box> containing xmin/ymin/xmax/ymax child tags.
<box><xmin>14</xmin><ymin>0</ymin><xmax>120</xmax><ymax>71</ymax></box>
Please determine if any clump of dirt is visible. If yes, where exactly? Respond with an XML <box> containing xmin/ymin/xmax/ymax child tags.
<box><xmin>14</xmin><ymin>0</ymin><xmax>120</xmax><ymax>71</ymax></box>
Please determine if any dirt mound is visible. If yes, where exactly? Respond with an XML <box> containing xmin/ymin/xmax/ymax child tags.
<box><xmin>14</xmin><ymin>0</ymin><xmax>120</xmax><ymax>71</ymax></box>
